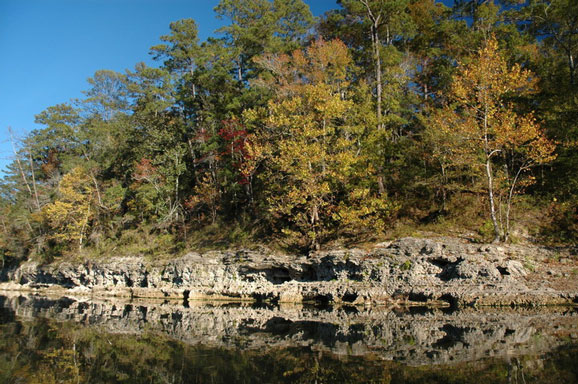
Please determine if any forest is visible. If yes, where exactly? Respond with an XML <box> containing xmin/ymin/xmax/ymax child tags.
<box><xmin>1</xmin><ymin>0</ymin><xmax>577</xmax><ymax>265</ymax></box>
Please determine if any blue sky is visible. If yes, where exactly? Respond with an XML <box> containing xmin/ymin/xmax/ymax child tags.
<box><xmin>0</xmin><ymin>0</ymin><xmax>338</xmax><ymax>176</ymax></box>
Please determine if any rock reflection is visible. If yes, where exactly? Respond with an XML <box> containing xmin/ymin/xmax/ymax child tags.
<box><xmin>1</xmin><ymin>293</ymin><xmax>577</xmax><ymax>367</ymax></box>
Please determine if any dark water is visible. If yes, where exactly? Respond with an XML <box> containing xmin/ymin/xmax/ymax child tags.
<box><xmin>1</xmin><ymin>294</ymin><xmax>577</xmax><ymax>383</ymax></box>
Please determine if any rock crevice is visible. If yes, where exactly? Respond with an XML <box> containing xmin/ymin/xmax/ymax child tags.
<box><xmin>1</xmin><ymin>237</ymin><xmax>577</xmax><ymax>307</ymax></box>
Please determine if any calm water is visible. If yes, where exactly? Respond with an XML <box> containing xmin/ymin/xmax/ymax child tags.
<box><xmin>1</xmin><ymin>294</ymin><xmax>577</xmax><ymax>383</ymax></box>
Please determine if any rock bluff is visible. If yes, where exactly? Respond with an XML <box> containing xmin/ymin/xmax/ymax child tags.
<box><xmin>1</xmin><ymin>237</ymin><xmax>577</xmax><ymax>307</ymax></box>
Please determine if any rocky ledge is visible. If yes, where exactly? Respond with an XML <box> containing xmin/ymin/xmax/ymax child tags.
<box><xmin>1</xmin><ymin>237</ymin><xmax>577</xmax><ymax>308</ymax></box>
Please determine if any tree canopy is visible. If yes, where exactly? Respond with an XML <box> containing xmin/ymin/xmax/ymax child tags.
<box><xmin>1</xmin><ymin>0</ymin><xmax>575</xmax><ymax>263</ymax></box>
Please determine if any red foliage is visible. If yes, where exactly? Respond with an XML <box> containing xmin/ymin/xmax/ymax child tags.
<box><xmin>184</xmin><ymin>195</ymin><xmax>197</xmax><ymax>211</ymax></box>
<box><xmin>133</xmin><ymin>158</ymin><xmax>158</xmax><ymax>183</ymax></box>
<box><xmin>218</xmin><ymin>119</ymin><xmax>252</xmax><ymax>185</ymax></box>
<box><xmin>218</xmin><ymin>119</ymin><xmax>249</xmax><ymax>155</ymax></box>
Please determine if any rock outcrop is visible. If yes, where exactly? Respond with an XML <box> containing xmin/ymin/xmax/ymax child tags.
<box><xmin>1</xmin><ymin>237</ymin><xmax>577</xmax><ymax>307</ymax></box>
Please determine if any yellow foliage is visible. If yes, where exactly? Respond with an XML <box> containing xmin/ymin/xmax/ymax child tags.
<box><xmin>41</xmin><ymin>167</ymin><xmax>95</xmax><ymax>249</ymax></box>
<box><xmin>253</xmin><ymin>38</ymin><xmax>351</xmax><ymax>97</ymax></box>
<box><xmin>428</xmin><ymin>35</ymin><xmax>557</xmax><ymax>240</ymax></box>
<box><xmin>185</xmin><ymin>173</ymin><xmax>221</xmax><ymax>224</ymax></box>
<box><xmin>434</xmin><ymin>36</ymin><xmax>555</xmax><ymax>167</ymax></box>
<box><xmin>249</xmin><ymin>39</ymin><xmax>396</xmax><ymax>248</ymax></box>
<box><xmin>335</xmin><ymin>188</ymin><xmax>400</xmax><ymax>233</ymax></box>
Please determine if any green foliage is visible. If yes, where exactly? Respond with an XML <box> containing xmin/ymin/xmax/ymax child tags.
<box><xmin>150</xmin><ymin>18</ymin><xmax>200</xmax><ymax>74</ymax></box>
<box><xmin>541</xmin><ymin>199</ymin><xmax>578</xmax><ymax>245</ymax></box>
<box><xmin>1</xmin><ymin>0</ymin><xmax>577</xmax><ymax>262</ymax></box>
<box><xmin>215</xmin><ymin>0</ymin><xmax>315</xmax><ymax>80</ymax></box>
<box><xmin>478</xmin><ymin>220</ymin><xmax>496</xmax><ymax>242</ymax></box>
<box><xmin>400</xmin><ymin>259</ymin><xmax>412</xmax><ymax>271</ymax></box>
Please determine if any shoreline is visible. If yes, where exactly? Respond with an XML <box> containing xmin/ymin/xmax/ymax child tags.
<box><xmin>1</xmin><ymin>237</ymin><xmax>577</xmax><ymax>308</ymax></box>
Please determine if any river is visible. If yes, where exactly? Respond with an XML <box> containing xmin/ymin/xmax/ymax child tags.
<box><xmin>1</xmin><ymin>294</ymin><xmax>577</xmax><ymax>383</ymax></box>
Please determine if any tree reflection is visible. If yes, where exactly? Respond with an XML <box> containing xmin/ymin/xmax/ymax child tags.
<box><xmin>1</xmin><ymin>314</ymin><xmax>577</xmax><ymax>384</ymax></box>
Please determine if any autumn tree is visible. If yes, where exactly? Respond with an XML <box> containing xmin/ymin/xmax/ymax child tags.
<box><xmin>430</xmin><ymin>36</ymin><xmax>556</xmax><ymax>242</ymax></box>
<box><xmin>248</xmin><ymin>39</ymin><xmax>397</xmax><ymax>249</ymax></box>
<box><xmin>41</xmin><ymin>167</ymin><xmax>96</xmax><ymax>251</ymax></box>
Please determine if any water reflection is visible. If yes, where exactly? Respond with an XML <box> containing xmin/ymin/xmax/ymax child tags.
<box><xmin>1</xmin><ymin>293</ymin><xmax>577</xmax><ymax>383</ymax></box>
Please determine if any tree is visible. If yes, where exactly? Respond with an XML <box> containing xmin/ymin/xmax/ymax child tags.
<box><xmin>249</xmin><ymin>39</ymin><xmax>397</xmax><ymax>249</ymax></box>
<box><xmin>508</xmin><ymin>0</ymin><xmax>578</xmax><ymax>242</ymax></box>
<box><xmin>408</xmin><ymin>0</ymin><xmax>452</xmax><ymax>103</ymax></box>
<box><xmin>125</xmin><ymin>63</ymin><xmax>190</xmax><ymax>226</ymax></box>
<box><xmin>151</xmin><ymin>19</ymin><xmax>200</xmax><ymax>76</ymax></box>
<box><xmin>41</xmin><ymin>167</ymin><xmax>95</xmax><ymax>251</ymax></box>
<box><xmin>430</xmin><ymin>36</ymin><xmax>556</xmax><ymax>242</ymax></box>
<box><xmin>82</xmin><ymin>70</ymin><xmax>129</xmax><ymax>121</ymax></box>
<box><xmin>33</xmin><ymin>104</ymin><xmax>84</xmax><ymax>173</ymax></box>
<box><xmin>520</xmin><ymin>0</ymin><xmax>578</xmax><ymax>87</ymax></box>
<box><xmin>249</xmin><ymin>39</ymin><xmax>352</xmax><ymax>249</ymax></box>
<box><xmin>322</xmin><ymin>1</ymin><xmax>418</xmax><ymax>199</ymax></box>
<box><xmin>150</xmin><ymin>18</ymin><xmax>201</xmax><ymax>121</ymax></box>
<box><xmin>215</xmin><ymin>0</ymin><xmax>314</xmax><ymax>82</ymax></box>
<box><xmin>338</xmin><ymin>0</ymin><xmax>415</xmax><ymax>129</ymax></box>
<box><xmin>126</xmin><ymin>63</ymin><xmax>176</xmax><ymax>117</ymax></box>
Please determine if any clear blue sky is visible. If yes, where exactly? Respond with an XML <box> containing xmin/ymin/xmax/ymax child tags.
<box><xmin>0</xmin><ymin>0</ymin><xmax>338</xmax><ymax>176</ymax></box>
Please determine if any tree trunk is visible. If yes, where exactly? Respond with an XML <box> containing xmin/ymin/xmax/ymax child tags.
<box><xmin>485</xmin><ymin>157</ymin><xmax>501</xmax><ymax>243</ymax></box>
<box><xmin>237</xmin><ymin>58</ymin><xmax>243</xmax><ymax>82</ymax></box>
<box><xmin>190</xmin><ymin>65</ymin><xmax>197</xmax><ymax>98</ymax></box>
<box><xmin>310</xmin><ymin>204</ymin><xmax>320</xmax><ymax>251</ymax></box>
<box><xmin>79</xmin><ymin>204</ymin><xmax>91</xmax><ymax>251</ymax></box>
<box><xmin>377</xmin><ymin>173</ymin><xmax>386</xmax><ymax>196</ymax></box>
<box><xmin>374</xmin><ymin>22</ymin><xmax>383</xmax><ymax>130</ymax></box>
<box><xmin>90</xmin><ymin>172</ymin><xmax>104</xmax><ymax>208</ymax></box>
<box><xmin>483</xmin><ymin>101</ymin><xmax>501</xmax><ymax>242</ymax></box>
<box><xmin>569</xmin><ymin>52</ymin><xmax>575</xmax><ymax>87</ymax></box>
<box><xmin>361</xmin><ymin>1</ymin><xmax>387</xmax><ymax>198</ymax></box>
<box><xmin>441</xmin><ymin>162</ymin><xmax>447</xmax><ymax>211</ymax></box>
<box><xmin>8</xmin><ymin>127</ymin><xmax>39</xmax><ymax>211</ymax></box>
<box><xmin>361</xmin><ymin>0</ymin><xmax>383</xmax><ymax>130</ymax></box>
<box><xmin>27</xmin><ymin>149</ymin><xmax>41</xmax><ymax>211</ymax></box>
<box><xmin>504</xmin><ymin>166</ymin><xmax>525</xmax><ymax>243</ymax></box>
<box><xmin>0</xmin><ymin>217</ymin><xmax>7</xmax><ymax>235</ymax></box>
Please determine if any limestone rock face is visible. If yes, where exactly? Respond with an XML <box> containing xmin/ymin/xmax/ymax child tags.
<box><xmin>2</xmin><ymin>237</ymin><xmax>577</xmax><ymax>307</ymax></box>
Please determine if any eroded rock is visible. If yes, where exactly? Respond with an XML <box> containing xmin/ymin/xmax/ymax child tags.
<box><xmin>1</xmin><ymin>237</ymin><xmax>577</xmax><ymax>308</ymax></box>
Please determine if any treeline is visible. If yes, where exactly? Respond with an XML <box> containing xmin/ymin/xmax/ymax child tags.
<box><xmin>1</xmin><ymin>0</ymin><xmax>577</xmax><ymax>263</ymax></box>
